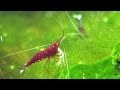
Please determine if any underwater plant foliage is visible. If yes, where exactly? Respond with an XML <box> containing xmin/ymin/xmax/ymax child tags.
<box><xmin>0</xmin><ymin>11</ymin><xmax>120</xmax><ymax>79</ymax></box>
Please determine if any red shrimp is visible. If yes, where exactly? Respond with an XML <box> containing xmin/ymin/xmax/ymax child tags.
<box><xmin>24</xmin><ymin>31</ymin><xmax>65</xmax><ymax>68</ymax></box>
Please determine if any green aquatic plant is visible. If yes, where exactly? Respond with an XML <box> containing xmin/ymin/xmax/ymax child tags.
<box><xmin>1</xmin><ymin>11</ymin><xmax>120</xmax><ymax>79</ymax></box>
<box><xmin>59</xmin><ymin>57</ymin><xmax>120</xmax><ymax>79</ymax></box>
<box><xmin>111</xmin><ymin>43</ymin><xmax>120</xmax><ymax>70</ymax></box>
<box><xmin>59</xmin><ymin>43</ymin><xmax>120</xmax><ymax>79</ymax></box>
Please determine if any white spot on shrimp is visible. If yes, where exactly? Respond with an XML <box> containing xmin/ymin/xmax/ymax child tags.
<box><xmin>40</xmin><ymin>48</ymin><xmax>44</xmax><ymax>51</ymax></box>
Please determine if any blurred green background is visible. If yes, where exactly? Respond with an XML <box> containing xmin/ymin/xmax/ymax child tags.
<box><xmin>0</xmin><ymin>11</ymin><xmax>120</xmax><ymax>79</ymax></box>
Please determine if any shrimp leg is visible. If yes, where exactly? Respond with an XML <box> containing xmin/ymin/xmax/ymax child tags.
<box><xmin>56</xmin><ymin>48</ymin><xmax>64</xmax><ymax>66</ymax></box>
<box><xmin>45</xmin><ymin>58</ymin><xmax>50</xmax><ymax>74</ymax></box>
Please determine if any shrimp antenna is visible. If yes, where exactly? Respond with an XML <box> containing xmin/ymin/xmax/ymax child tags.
<box><xmin>55</xmin><ymin>15</ymin><xmax>65</xmax><ymax>44</ymax></box>
<box><xmin>0</xmin><ymin>44</ymin><xmax>51</xmax><ymax>59</ymax></box>
<box><xmin>0</xmin><ymin>14</ymin><xmax>65</xmax><ymax>59</ymax></box>
<box><xmin>65</xmin><ymin>11</ymin><xmax>83</xmax><ymax>34</ymax></box>
<box><xmin>65</xmin><ymin>11</ymin><xmax>84</xmax><ymax>37</ymax></box>
<box><xmin>55</xmin><ymin>16</ymin><xmax>64</xmax><ymax>30</ymax></box>
<box><xmin>59</xmin><ymin>30</ymin><xmax>65</xmax><ymax>44</ymax></box>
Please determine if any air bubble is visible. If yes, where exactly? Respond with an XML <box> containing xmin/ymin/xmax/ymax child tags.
<box><xmin>20</xmin><ymin>70</ymin><xmax>24</xmax><ymax>74</ymax></box>
<box><xmin>3</xmin><ymin>32</ymin><xmax>7</xmax><ymax>37</ymax></box>
<box><xmin>10</xmin><ymin>65</ymin><xmax>14</xmax><ymax>69</ymax></box>
<box><xmin>103</xmin><ymin>17</ymin><xmax>108</xmax><ymax>23</ymax></box>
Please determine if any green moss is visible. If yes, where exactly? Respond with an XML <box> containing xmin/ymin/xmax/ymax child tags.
<box><xmin>1</xmin><ymin>11</ymin><xmax>120</xmax><ymax>78</ymax></box>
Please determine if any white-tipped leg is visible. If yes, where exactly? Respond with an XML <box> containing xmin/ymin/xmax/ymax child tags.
<box><xmin>56</xmin><ymin>48</ymin><xmax>64</xmax><ymax>66</ymax></box>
